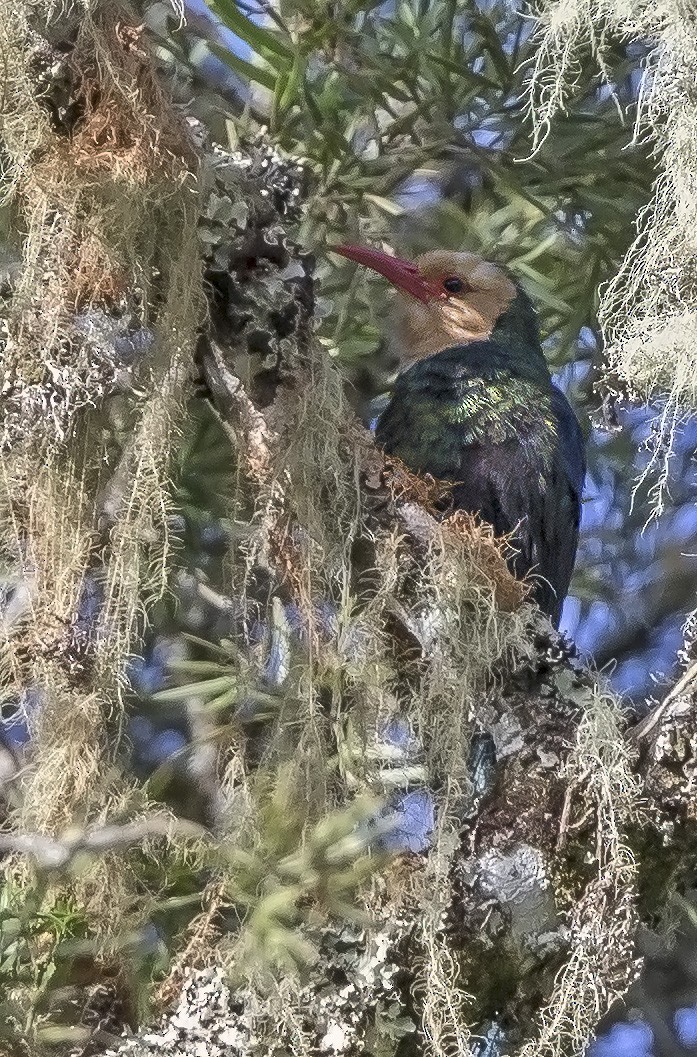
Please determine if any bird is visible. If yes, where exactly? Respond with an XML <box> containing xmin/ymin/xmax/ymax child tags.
<box><xmin>333</xmin><ymin>244</ymin><xmax>586</xmax><ymax>626</ymax></box>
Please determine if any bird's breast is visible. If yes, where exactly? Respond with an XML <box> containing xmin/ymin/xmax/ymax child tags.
<box><xmin>438</xmin><ymin>375</ymin><xmax>556</xmax><ymax>449</ymax></box>
<box><xmin>375</xmin><ymin>360</ymin><xmax>560</xmax><ymax>499</ymax></box>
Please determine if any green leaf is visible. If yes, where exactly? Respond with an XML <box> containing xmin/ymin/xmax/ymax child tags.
<box><xmin>302</xmin><ymin>76</ymin><xmax>324</xmax><ymax>126</ymax></box>
<box><xmin>206</xmin><ymin>0</ymin><xmax>293</xmax><ymax>61</ymax></box>
<box><xmin>153</xmin><ymin>675</ymin><xmax>236</xmax><ymax>702</ymax></box>
<box><xmin>515</xmin><ymin>265</ymin><xmax>572</xmax><ymax>311</ymax></box>
<box><xmin>425</xmin><ymin>50</ymin><xmax>500</xmax><ymax>90</ymax></box>
<box><xmin>364</xmin><ymin>193</ymin><xmax>405</xmax><ymax>216</ymax></box>
<box><xmin>167</xmin><ymin>659</ymin><xmax>233</xmax><ymax>678</ymax></box>
<box><xmin>208</xmin><ymin>687</ymin><xmax>242</xmax><ymax>712</ymax></box>
<box><xmin>209</xmin><ymin>42</ymin><xmax>278</xmax><ymax>91</ymax></box>
<box><xmin>182</xmin><ymin>633</ymin><xmax>241</xmax><ymax>659</ymax></box>
<box><xmin>275</xmin><ymin>47</ymin><xmax>306</xmax><ymax>122</ymax></box>
<box><xmin>36</xmin><ymin>1026</ymin><xmax>92</xmax><ymax>1046</ymax></box>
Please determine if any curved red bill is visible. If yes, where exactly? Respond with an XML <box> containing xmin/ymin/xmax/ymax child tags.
<box><xmin>332</xmin><ymin>243</ymin><xmax>439</xmax><ymax>304</ymax></box>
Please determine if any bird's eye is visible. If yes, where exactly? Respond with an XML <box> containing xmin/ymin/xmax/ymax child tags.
<box><xmin>443</xmin><ymin>276</ymin><xmax>466</xmax><ymax>294</ymax></box>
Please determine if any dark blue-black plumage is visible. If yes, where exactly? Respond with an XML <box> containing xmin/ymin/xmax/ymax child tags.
<box><xmin>375</xmin><ymin>287</ymin><xmax>585</xmax><ymax>625</ymax></box>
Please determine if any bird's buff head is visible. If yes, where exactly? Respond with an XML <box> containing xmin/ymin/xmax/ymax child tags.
<box><xmin>333</xmin><ymin>245</ymin><xmax>518</xmax><ymax>367</ymax></box>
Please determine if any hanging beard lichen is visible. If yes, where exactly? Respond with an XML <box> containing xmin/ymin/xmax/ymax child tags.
<box><xmin>191</xmin><ymin>122</ymin><xmax>640</xmax><ymax>1056</ymax></box>
<box><xmin>0</xmin><ymin>3</ymin><xmax>648</xmax><ymax>1054</ymax></box>
<box><xmin>0</xmin><ymin>0</ymin><xmax>203</xmax><ymax>979</ymax></box>
<box><xmin>528</xmin><ymin>0</ymin><xmax>697</xmax><ymax>512</ymax></box>
<box><xmin>518</xmin><ymin>686</ymin><xmax>642</xmax><ymax>1057</ymax></box>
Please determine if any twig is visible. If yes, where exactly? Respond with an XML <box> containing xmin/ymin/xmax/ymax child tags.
<box><xmin>628</xmin><ymin>658</ymin><xmax>697</xmax><ymax>743</ymax></box>
<box><xmin>0</xmin><ymin>814</ymin><xmax>207</xmax><ymax>871</ymax></box>
<box><xmin>201</xmin><ymin>338</ymin><xmax>276</xmax><ymax>483</ymax></box>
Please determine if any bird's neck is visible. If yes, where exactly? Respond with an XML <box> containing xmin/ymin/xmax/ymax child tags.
<box><xmin>491</xmin><ymin>287</ymin><xmax>542</xmax><ymax>351</ymax></box>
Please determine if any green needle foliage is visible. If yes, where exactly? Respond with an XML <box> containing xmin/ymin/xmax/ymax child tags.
<box><xmin>145</xmin><ymin>0</ymin><xmax>691</xmax><ymax>675</ymax></box>
<box><xmin>147</xmin><ymin>0</ymin><xmax>653</xmax><ymax>387</ymax></box>
<box><xmin>227</xmin><ymin>787</ymin><xmax>386</xmax><ymax>978</ymax></box>
<box><xmin>152</xmin><ymin>634</ymin><xmax>284</xmax><ymax>732</ymax></box>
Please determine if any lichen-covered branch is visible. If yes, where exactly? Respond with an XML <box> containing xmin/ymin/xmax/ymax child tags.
<box><xmin>182</xmin><ymin>115</ymin><xmax>648</xmax><ymax>1057</ymax></box>
<box><xmin>2</xmin><ymin>5</ymin><xmax>697</xmax><ymax>1056</ymax></box>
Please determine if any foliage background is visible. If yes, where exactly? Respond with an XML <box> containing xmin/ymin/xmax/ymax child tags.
<box><xmin>142</xmin><ymin>0</ymin><xmax>697</xmax><ymax>706</ymax></box>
